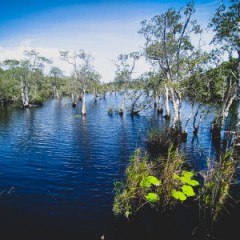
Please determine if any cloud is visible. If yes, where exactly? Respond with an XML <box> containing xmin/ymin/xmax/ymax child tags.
<box><xmin>0</xmin><ymin>1</ymin><xmax>222</xmax><ymax>82</ymax></box>
<box><xmin>0</xmin><ymin>39</ymin><xmax>150</xmax><ymax>82</ymax></box>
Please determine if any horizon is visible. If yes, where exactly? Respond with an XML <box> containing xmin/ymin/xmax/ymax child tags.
<box><xmin>0</xmin><ymin>0</ymin><xmax>222</xmax><ymax>82</ymax></box>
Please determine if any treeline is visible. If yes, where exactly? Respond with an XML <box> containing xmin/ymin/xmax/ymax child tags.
<box><xmin>0</xmin><ymin>49</ymin><xmax>108</xmax><ymax>113</ymax></box>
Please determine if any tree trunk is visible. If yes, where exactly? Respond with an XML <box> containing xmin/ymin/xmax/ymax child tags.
<box><xmin>236</xmin><ymin>50</ymin><xmax>240</xmax><ymax>131</ymax></box>
<box><xmin>56</xmin><ymin>90</ymin><xmax>60</xmax><ymax>100</ymax></box>
<box><xmin>171</xmin><ymin>88</ymin><xmax>182</xmax><ymax>132</ymax></box>
<box><xmin>154</xmin><ymin>94</ymin><xmax>160</xmax><ymax>108</ymax></box>
<box><xmin>71</xmin><ymin>91</ymin><xmax>77</xmax><ymax>107</ymax></box>
<box><xmin>164</xmin><ymin>85</ymin><xmax>170</xmax><ymax>119</ymax></box>
<box><xmin>184</xmin><ymin>103</ymin><xmax>194</xmax><ymax>133</ymax></box>
<box><xmin>82</xmin><ymin>89</ymin><xmax>86</xmax><ymax>115</ymax></box>
<box><xmin>21</xmin><ymin>81</ymin><xmax>29</xmax><ymax>108</ymax></box>
<box><xmin>94</xmin><ymin>88</ymin><xmax>97</xmax><ymax>102</ymax></box>
<box><xmin>119</xmin><ymin>91</ymin><xmax>127</xmax><ymax>115</ymax></box>
<box><xmin>212</xmin><ymin>76</ymin><xmax>236</xmax><ymax>137</ymax></box>
<box><xmin>158</xmin><ymin>95</ymin><xmax>164</xmax><ymax>114</ymax></box>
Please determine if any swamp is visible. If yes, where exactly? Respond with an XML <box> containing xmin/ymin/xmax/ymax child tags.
<box><xmin>0</xmin><ymin>0</ymin><xmax>240</xmax><ymax>240</ymax></box>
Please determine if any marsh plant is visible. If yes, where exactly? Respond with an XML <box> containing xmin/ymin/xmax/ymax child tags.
<box><xmin>113</xmin><ymin>147</ymin><xmax>200</xmax><ymax>218</ymax></box>
<box><xmin>147</xmin><ymin>129</ymin><xmax>171</xmax><ymax>155</ymax></box>
<box><xmin>107</xmin><ymin>107</ymin><xmax>114</xmax><ymax>115</ymax></box>
<box><xmin>113</xmin><ymin>149</ymin><xmax>153</xmax><ymax>218</ymax></box>
<box><xmin>197</xmin><ymin>150</ymin><xmax>237</xmax><ymax>225</ymax></box>
<box><xmin>160</xmin><ymin>147</ymin><xmax>199</xmax><ymax>208</ymax></box>
<box><xmin>147</xmin><ymin>128</ymin><xmax>188</xmax><ymax>156</ymax></box>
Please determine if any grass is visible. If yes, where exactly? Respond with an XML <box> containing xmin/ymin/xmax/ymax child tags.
<box><xmin>197</xmin><ymin>150</ymin><xmax>237</xmax><ymax>224</ymax></box>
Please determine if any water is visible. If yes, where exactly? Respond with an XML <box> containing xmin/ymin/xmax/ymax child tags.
<box><xmin>0</xmin><ymin>94</ymin><xmax>219</xmax><ymax>240</ymax></box>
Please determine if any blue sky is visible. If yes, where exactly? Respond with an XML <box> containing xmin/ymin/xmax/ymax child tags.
<box><xmin>0</xmin><ymin>0</ymin><xmax>221</xmax><ymax>82</ymax></box>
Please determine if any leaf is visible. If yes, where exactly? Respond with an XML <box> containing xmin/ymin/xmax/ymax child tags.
<box><xmin>173</xmin><ymin>174</ymin><xmax>181</xmax><ymax>180</ymax></box>
<box><xmin>179</xmin><ymin>176</ymin><xmax>199</xmax><ymax>186</ymax></box>
<box><xmin>181</xmin><ymin>170</ymin><xmax>194</xmax><ymax>178</ymax></box>
<box><xmin>145</xmin><ymin>193</ymin><xmax>159</xmax><ymax>203</ymax></box>
<box><xmin>171</xmin><ymin>190</ymin><xmax>187</xmax><ymax>201</ymax></box>
<box><xmin>181</xmin><ymin>185</ymin><xmax>195</xmax><ymax>197</ymax></box>
<box><xmin>179</xmin><ymin>176</ymin><xmax>191</xmax><ymax>184</ymax></box>
<box><xmin>140</xmin><ymin>176</ymin><xmax>161</xmax><ymax>188</ymax></box>
<box><xmin>188</xmin><ymin>179</ymin><xmax>200</xmax><ymax>186</ymax></box>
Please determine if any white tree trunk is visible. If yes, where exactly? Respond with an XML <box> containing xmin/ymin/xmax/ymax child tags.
<box><xmin>155</xmin><ymin>94</ymin><xmax>160</xmax><ymax>108</ymax></box>
<box><xmin>82</xmin><ymin>89</ymin><xmax>86</xmax><ymax>115</ymax></box>
<box><xmin>21</xmin><ymin>81</ymin><xmax>29</xmax><ymax>107</ymax></box>
<box><xmin>119</xmin><ymin>92</ymin><xmax>127</xmax><ymax>114</ymax></box>
<box><xmin>171</xmin><ymin>88</ymin><xmax>182</xmax><ymax>131</ymax></box>
<box><xmin>164</xmin><ymin>85</ymin><xmax>170</xmax><ymax>118</ymax></box>
<box><xmin>56</xmin><ymin>90</ymin><xmax>60</xmax><ymax>99</ymax></box>
<box><xmin>71</xmin><ymin>91</ymin><xmax>77</xmax><ymax>106</ymax></box>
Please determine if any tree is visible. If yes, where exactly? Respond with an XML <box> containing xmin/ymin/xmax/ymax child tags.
<box><xmin>60</xmin><ymin>49</ymin><xmax>100</xmax><ymax>114</ymax></box>
<box><xmin>114</xmin><ymin>52</ymin><xmax>141</xmax><ymax>114</ymax></box>
<box><xmin>2</xmin><ymin>50</ymin><xmax>51</xmax><ymax>107</ymax></box>
<box><xmin>88</xmin><ymin>71</ymin><xmax>101</xmax><ymax>102</ymax></box>
<box><xmin>49</xmin><ymin>66</ymin><xmax>64</xmax><ymax>99</ymax></box>
<box><xmin>209</xmin><ymin>0</ymin><xmax>240</xmax><ymax>131</ymax></box>
<box><xmin>139</xmin><ymin>3</ymin><xmax>203</xmax><ymax>132</ymax></box>
<box><xmin>0</xmin><ymin>60</ymin><xmax>19</xmax><ymax>103</ymax></box>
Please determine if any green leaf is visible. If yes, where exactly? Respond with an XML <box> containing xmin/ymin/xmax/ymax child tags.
<box><xmin>179</xmin><ymin>176</ymin><xmax>199</xmax><ymax>186</ymax></box>
<box><xmin>145</xmin><ymin>193</ymin><xmax>159</xmax><ymax>203</ymax></box>
<box><xmin>173</xmin><ymin>173</ymin><xmax>181</xmax><ymax>180</ymax></box>
<box><xmin>181</xmin><ymin>185</ymin><xmax>195</xmax><ymax>197</ymax></box>
<box><xmin>181</xmin><ymin>171</ymin><xmax>194</xmax><ymax>178</ymax></box>
<box><xmin>140</xmin><ymin>176</ymin><xmax>161</xmax><ymax>188</ymax></box>
<box><xmin>188</xmin><ymin>179</ymin><xmax>199</xmax><ymax>186</ymax></box>
<box><xmin>171</xmin><ymin>190</ymin><xmax>187</xmax><ymax>201</ymax></box>
<box><xmin>179</xmin><ymin>176</ymin><xmax>191</xmax><ymax>184</ymax></box>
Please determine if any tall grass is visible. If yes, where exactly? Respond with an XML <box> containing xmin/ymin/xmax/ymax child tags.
<box><xmin>198</xmin><ymin>150</ymin><xmax>237</xmax><ymax>224</ymax></box>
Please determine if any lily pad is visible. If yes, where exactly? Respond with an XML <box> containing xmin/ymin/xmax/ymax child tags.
<box><xmin>140</xmin><ymin>176</ymin><xmax>161</xmax><ymax>188</ymax></box>
<box><xmin>188</xmin><ymin>179</ymin><xmax>199</xmax><ymax>186</ymax></box>
<box><xmin>171</xmin><ymin>190</ymin><xmax>187</xmax><ymax>201</ymax></box>
<box><xmin>181</xmin><ymin>185</ymin><xmax>195</xmax><ymax>197</ymax></box>
<box><xmin>179</xmin><ymin>176</ymin><xmax>199</xmax><ymax>186</ymax></box>
<box><xmin>179</xmin><ymin>176</ymin><xmax>191</xmax><ymax>184</ymax></box>
<box><xmin>182</xmin><ymin>170</ymin><xmax>194</xmax><ymax>178</ymax></box>
<box><xmin>145</xmin><ymin>193</ymin><xmax>159</xmax><ymax>203</ymax></box>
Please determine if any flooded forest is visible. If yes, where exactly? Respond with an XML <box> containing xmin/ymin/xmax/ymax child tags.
<box><xmin>0</xmin><ymin>1</ymin><xmax>240</xmax><ymax>240</ymax></box>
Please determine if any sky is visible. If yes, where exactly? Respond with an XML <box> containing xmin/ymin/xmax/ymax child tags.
<box><xmin>0</xmin><ymin>0</ymin><xmax>222</xmax><ymax>82</ymax></box>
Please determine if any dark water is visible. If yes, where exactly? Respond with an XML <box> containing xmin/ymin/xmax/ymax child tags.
<box><xmin>0</xmin><ymin>94</ymin><xmax>223</xmax><ymax>240</ymax></box>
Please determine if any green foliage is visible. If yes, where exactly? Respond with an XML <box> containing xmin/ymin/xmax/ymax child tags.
<box><xmin>140</xmin><ymin>176</ymin><xmax>161</xmax><ymax>188</ymax></box>
<box><xmin>210</xmin><ymin>0</ymin><xmax>240</xmax><ymax>53</ymax></box>
<box><xmin>171</xmin><ymin>190</ymin><xmax>187</xmax><ymax>201</ymax></box>
<box><xmin>181</xmin><ymin>185</ymin><xmax>195</xmax><ymax>197</ymax></box>
<box><xmin>113</xmin><ymin>146</ymin><xmax>201</xmax><ymax>218</ymax></box>
<box><xmin>145</xmin><ymin>193</ymin><xmax>159</xmax><ymax>203</ymax></box>
<box><xmin>174</xmin><ymin>172</ymin><xmax>199</xmax><ymax>187</ymax></box>
<box><xmin>171</xmin><ymin>169</ymin><xmax>199</xmax><ymax>202</ymax></box>
<box><xmin>113</xmin><ymin>149</ymin><xmax>152</xmax><ymax>218</ymax></box>
<box><xmin>198</xmin><ymin>150</ymin><xmax>237</xmax><ymax>223</ymax></box>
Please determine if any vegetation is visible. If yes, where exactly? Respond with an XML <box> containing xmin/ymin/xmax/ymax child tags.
<box><xmin>113</xmin><ymin>147</ymin><xmax>200</xmax><ymax>218</ymax></box>
<box><xmin>1</xmin><ymin>1</ymin><xmax>240</xmax><ymax>239</ymax></box>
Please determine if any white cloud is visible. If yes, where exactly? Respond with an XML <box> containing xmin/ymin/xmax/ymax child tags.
<box><xmin>0</xmin><ymin>1</ymin><xmax>222</xmax><ymax>82</ymax></box>
<box><xmin>0</xmin><ymin>39</ymin><xmax>150</xmax><ymax>82</ymax></box>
